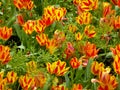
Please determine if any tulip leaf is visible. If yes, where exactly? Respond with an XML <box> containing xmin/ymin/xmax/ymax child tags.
<box><xmin>64</xmin><ymin>71</ymin><xmax>71</xmax><ymax>89</ymax></box>
<box><xmin>85</xmin><ymin>59</ymin><xmax>93</xmax><ymax>80</ymax></box>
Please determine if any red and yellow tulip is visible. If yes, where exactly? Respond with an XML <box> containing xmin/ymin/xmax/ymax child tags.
<box><xmin>77</xmin><ymin>0</ymin><xmax>98</xmax><ymax>13</ymax></box>
<box><xmin>46</xmin><ymin>60</ymin><xmax>69</xmax><ymax>76</ymax></box>
<box><xmin>34</xmin><ymin>19</ymin><xmax>46</xmax><ymax>33</ymax></box>
<box><xmin>76</xmin><ymin>12</ymin><xmax>92</xmax><ymax>25</ymax></box>
<box><xmin>0</xmin><ymin>71</ymin><xmax>7</xmax><ymax>90</ymax></box>
<box><xmin>26</xmin><ymin>60</ymin><xmax>37</xmax><ymax>73</ymax></box>
<box><xmin>36</xmin><ymin>33</ymin><xmax>48</xmax><ymax>46</ymax></box>
<box><xmin>23</xmin><ymin>20</ymin><xmax>35</xmax><ymax>34</ymax></box>
<box><xmin>6</xmin><ymin>71</ymin><xmax>17</xmax><ymax>84</ymax></box>
<box><xmin>0</xmin><ymin>26</ymin><xmax>12</xmax><ymax>40</ymax></box>
<box><xmin>91</xmin><ymin>61</ymin><xmax>111</xmax><ymax>75</ymax></box>
<box><xmin>75</xmin><ymin>32</ymin><xmax>83</xmax><ymax>41</ymax></box>
<box><xmin>0</xmin><ymin>45</ymin><xmax>11</xmax><ymax>64</ymax></box>
<box><xmin>19</xmin><ymin>74</ymin><xmax>34</xmax><ymax>90</ymax></box>
<box><xmin>84</xmin><ymin>25</ymin><xmax>96</xmax><ymax>38</ymax></box>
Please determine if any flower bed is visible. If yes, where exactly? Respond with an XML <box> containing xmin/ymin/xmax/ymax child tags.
<box><xmin>0</xmin><ymin>0</ymin><xmax>120</xmax><ymax>90</ymax></box>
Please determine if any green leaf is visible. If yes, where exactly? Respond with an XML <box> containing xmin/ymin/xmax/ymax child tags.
<box><xmin>85</xmin><ymin>59</ymin><xmax>93</xmax><ymax>80</ymax></box>
<box><xmin>64</xmin><ymin>71</ymin><xmax>71</xmax><ymax>89</ymax></box>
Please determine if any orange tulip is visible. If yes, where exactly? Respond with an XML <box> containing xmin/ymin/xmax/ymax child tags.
<box><xmin>113</xmin><ymin>16</ymin><xmax>120</xmax><ymax>30</ymax></box>
<box><xmin>34</xmin><ymin>19</ymin><xmax>46</xmax><ymax>33</ymax></box>
<box><xmin>72</xmin><ymin>84</ymin><xmax>83</xmax><ymax>90</ymax></box>
<box><xmin>0</xmin><ymin>45</ymin><xmax>11</xmax><ymax>64</ymax></box>
<box><xmin>97</xmin><ymin>72</ymin><xmax>118</xmax><ymax>90</ymax></box>
<box><xmin>75</xmin><ymin>32</ymin><xmax>83</xmax><ymax>41</ymax></box>
<box><xmin>65</xmin><ymin>42</ymin><xmax>75</xmax><ymax>59</ymax></box>
<box><xmin>76</xmin><ymin>12</ymin><xmax>92</xmax><ymax>25</ymax></box>
<box><xmin>46</xmin><ymin>39</ymin><xmax>58</xmax><ymax>54</ymax></box>
<box><xmin>84</xmin><ymin>42</ymin><xmax>99</xmax><ymax>58</ymax></box>
<box><xmin>110</xmin><ymin>44</ymin><xmax>120</xmax><ymax>55</ymax></box>
<box><xmin>84</xmin><ymin>25</ymin><xmax>96</xmax><ymax>38</ymax></box>
<box><xmin>0</xmin><ymin>26</ymin><xmax>12</xmax><ymax>40</ymax></box>
<box><xmin>42</xmin><ymin>15</ymin><xmax>54</xmax><ymax>26</ymax></box>
<box><xmin>23</xmin><ymin>20</ymin><xmax>35</xmax><ymax>34</ymax></box>
<box><xmin>19</xmin><ymin>74</ymin><xmax>34</xmax><ymax>90</ymax></box>
<box><xmin>13</xmin><ymin>0</ymin><xmax>34</xmax><ymax>10</ymax></box>
<box><xmin>46</xmin><ymin>60</ymin><xmax>69</xmax><ymax>76</ymax></box>
<box><xmin>6</xmin><ymin>71</ymin><xmax>17</xmax><ymax>84</ymax></box>
<box><xmin>36</xmin><ymin>33</ymin><xmax>48</xmax><ymax>46</ymax></box>
<box><xmin>17</xmin><ymin>14</ymin><xmax>25</xmax><ymax>26</ymax></box>
<box><xmin>113</xmin><ymin>55</ymin><xmax>120</xmax><ymax>74</ymax></box>
<box><xmin>70</xmin><ymin>57</ymin><xmax>81</xmax><ymax>69</ymax></box>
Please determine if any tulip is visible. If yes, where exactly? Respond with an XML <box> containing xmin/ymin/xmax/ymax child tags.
<box><xmin>46</xmin><ymin>39</ymin><xmax>58</xmax><ymax>54</ymax></box>
<box><xmin>17</xmin><ymin>14</ymin><xmax>25</xmax><ymax>26</ymax></box>
<box><xmin>113</xmin><ymin>55</ymin><xmax>120</xmax><ymax>74</ymax></box>
<box><xmin>0</xmin><ymin>26</ymin><xmax>12</xmax><ymax>40</ymax></box>
<box><xmin>70</xmin><ymin>57</ymin><xmax>81</xmax><ymax>69</ymax></box>
<box><xmin>72</xmin><ymin>84</ymin><xmax>83</xmax><ymax>90</ymax></box>
<box><xmin>23</xmin><ymin>20</ymin><xmax>35</xmax><ymax>34</ymax></box>
<box><xmin>98</xmin><ymin>71</ymin><xmax>118</xmax><ymax>90</ymax></box>
<box><xmin>76</xmin><ymin>12</ymin><xmax>92</xmax><ymax>25</ymax></box>
<box><xmin>46</xmin><ymin>60</ymin><xmax>69</xmax><ymax>76</ymax></box>
<box><xmin>75</xmin><ymin>32</ymin><xmax>83</xmax><ymax>41</ymax></box>
<box><xmin>0</xmin><ymin>45</ymin><xmax>11</xmax><ymax>64</ymax></box>
<box><xmin>68</xmin><ymin>24</ymin><xmax>78</xmax><ymax>33</ymax></box>
<box><xmin>65</xmin><ymin>42</ymin><xmax>75</xmax><ymax>59</ymax></box>
<box><xmin>36</xmin><ymin>33</ymin><xmax>48</xmax><ymax>46</ymax></box>
<box><xmin>19</xmin><ymin>74</ymin><xmax>34</xmax><ymax>90</ymax></box>
<box><xmin>6</xmin><ymin>71</ymin><xmax>17</xmax><ymax>84</ymax></box>
<box><xmin>34</xmin><ymin>19</ymin><xmax>46</xmax><ymax>33</ymax></box>
<box><xmin>51</xmin><ymin>85</ymin><xmax>68</xmax><ymax>90</ymax></box>
<box><xmin>84</xmin><ymin>42</ymin><xmax>99</xmax><ymax>58</ymax></box>
<box><xmin>13</xmin><ymin>0</ymin><xmax>34</xmax><ymax>10</ymax></box>
<box><xmin>110</xmin><ymin>44</ymin><xmax>120</xmax><ymax>55</ymax></box>
<box><xmin>84</xmin><ymin>25</ymin><xmax>96</xmax><ymax>38</ymax></box>
<box><xmin>26</xmin><ymin>61</ymin><xmax>37</xmax><ymax>73</ymax></box>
